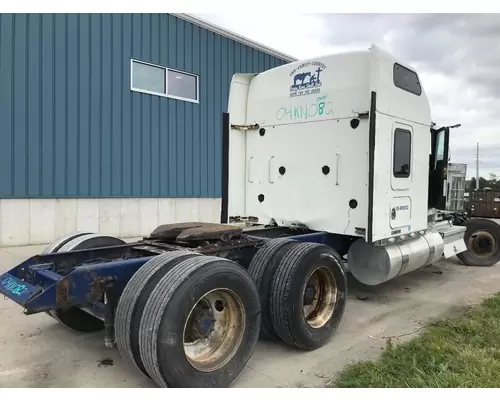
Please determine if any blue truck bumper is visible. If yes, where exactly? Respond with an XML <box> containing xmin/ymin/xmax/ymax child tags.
<box><xmin>1</xmin><ymin>273</ymin><xmax>42</xmax><ymax>307</ymax></box>
<box><xmin>0</xmin><ymin>250</ymin><xmax>153</xmax><ymax>315</ymax></box>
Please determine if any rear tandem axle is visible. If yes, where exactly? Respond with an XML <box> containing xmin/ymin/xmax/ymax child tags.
<box><xmin>0</xmin><ymin>222</ymin><xmax>351</xmax><ymax>387</ymax></box>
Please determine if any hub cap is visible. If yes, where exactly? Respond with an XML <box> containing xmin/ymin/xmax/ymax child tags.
<box><xmin>468</xmin><ymin>230</ymin><xmax>496</xmax><ymax>259</ymax></box>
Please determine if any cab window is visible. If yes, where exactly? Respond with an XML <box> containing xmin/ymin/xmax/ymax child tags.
<box><xmin>394</xmin><ymin>63</ymin><xmax>422</xmax><ymax>96</ymax></box>
<box><xmin>393</xmin><ymin>128</ymin><xmax>411</xmax><ymax>178</ymax></box>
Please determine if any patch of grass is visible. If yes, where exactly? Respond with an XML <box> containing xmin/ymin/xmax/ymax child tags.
<box><xmin>330</xmin><ymin>293</ymin><xmax>500</xmax><ymax>388</ymax></box>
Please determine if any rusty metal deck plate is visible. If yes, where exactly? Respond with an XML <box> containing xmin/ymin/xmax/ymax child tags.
<box><xmin>149</xmin><ymin>222</ymin><xmax>243</xmax><ymax>242</ymax></box>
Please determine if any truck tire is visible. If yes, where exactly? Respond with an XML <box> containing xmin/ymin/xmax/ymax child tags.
<box><xmin>57</xmin><ymin>233</ymin><xmax>126</xmax><ymax>252</ymax></box>
<box><xmin>456</xmin><ymin>218</ymin><xmax>500</xmax><ymax>267</ymax></box>
<box><xmin>247</xmin><ymin>238</ymin><xmax>298</xmax><ymax>341</ymax></box>
<box><xmin>139</xmin><ymin>256</ymin><xmax>260</xmax><ymax>388</ymax></box>
<box><xmin>115</xmin><ymin>250</ymin><xmax>201</xmax><ymax>378</ymax></box>
<box><xmin>270</xmin><ymin>242</ymin><xmax>347</xmax><ymax>350</ymax></box>
<box><xmin>46</xmin><ymin>233</ymin><xmax>125</xmax><ymax>332</ymax></box>
<box><xmin>46</xmin><ymin>307</ymin><xmax>105</xmax><ymax>332</ymax></box>
<box><xmin>42</xmin><ymin>231</ymin><xmax>93</xmax><ymax>254</ymax></box>
<box><xmin>42</xmin><ymin>231</ymin><xmax>98</xmax><ymax>327</ymax></box>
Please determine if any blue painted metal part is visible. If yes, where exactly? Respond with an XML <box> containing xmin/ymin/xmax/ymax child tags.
<box><xmin>0</xmin><ymin>229</ymin><xmax>353</xmax><ymax>320</ymax></box>
<box><xmin>286</xmin><ymin>231</ymin><xmax>335</xmax><ymax>245</ymax></box>
<box><xmin>25</xmin><ymin>257</ymin><xmax>153</xmax><ymax>315</ymax></box>
<box><xmin>248</xmin><ymin>231</ymin><xmax>350</xmax><ymax>250</ymax></box>
<box><xmin>0</xmin><ymin>249</ymin><xmax>154</xmax><ymax>315</ymax></box>
<box><xmin>0</xmin><ymin>274</ymin><xmax>42</xmax><ymax>306</ymax></box>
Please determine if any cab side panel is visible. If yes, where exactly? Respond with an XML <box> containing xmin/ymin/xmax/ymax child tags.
<box><xmin>369</xmin><ymin>46</ymin><xmax>431</xmax><ymax>242</ymax></box>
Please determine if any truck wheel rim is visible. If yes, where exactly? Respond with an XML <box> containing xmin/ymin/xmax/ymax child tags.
<box><xmin>468</xmin><ymin>230</ymin><xmax>496</xmax><ymax>258</ymax></box>
<box><xmin>302</xmin><ymin>266</ymin><xmax>337</xmax><ymax>329</ymax></box>
<box><xmin>183</xmin><ymin>288</ymin><xmax>246</xmax><ymax>372</ymax></box>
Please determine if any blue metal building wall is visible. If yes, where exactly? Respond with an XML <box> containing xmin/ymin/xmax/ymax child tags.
<box><xmin>0</xmin><ymin>13</ymin><xmax>289</xmax><ymax>199</ymax></box>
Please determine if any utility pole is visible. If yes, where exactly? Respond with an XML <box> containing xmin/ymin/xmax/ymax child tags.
<box><xmin>476</xmin><ymin>142</ymin><xmax>479</xmax><ymax>190</ymax></box>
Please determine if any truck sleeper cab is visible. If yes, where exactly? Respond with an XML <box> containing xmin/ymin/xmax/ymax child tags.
<box><xmin>227</xmin><ymin>44</ymin><xmax>470</xmax><ymax>285</ymax></box>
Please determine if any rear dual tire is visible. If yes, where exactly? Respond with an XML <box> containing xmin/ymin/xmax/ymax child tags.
<box><xmin>249</xmin><ymin>239</ymin><xmax>347</xmax><ymax>350</ymax></box>
<box><xmin>270</xmin><ymin>242</ymin><xmax>347</xmax><ymax>350</ymax></box>
<box><xmin>247</xmin><ymin>238</ymin><xmax>297</xmax><ymax>341</ymax></box>
<box><xmin>116</xmin><ymin>252</ymin><xmax>261</xmax><ymax>388</ymax></box>
<box><xmin>115</xmin><ymin>250</ymin><xmax>202</xmax><ymax>378</ymax></box>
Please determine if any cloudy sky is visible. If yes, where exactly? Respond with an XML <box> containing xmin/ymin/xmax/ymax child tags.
<box><xmin>196</xmin><ymin>13</ymin><xmax>499</xmax><ymax>179</ymax></box>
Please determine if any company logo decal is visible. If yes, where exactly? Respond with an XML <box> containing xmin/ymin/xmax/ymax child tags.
<box><xmin>289</xmin><ymin>61</ymin><xmax>326</xmax><ymax>98</ymax></box>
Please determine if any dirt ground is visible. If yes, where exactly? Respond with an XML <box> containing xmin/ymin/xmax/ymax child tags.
<box><xmin>1</xmin><ymin>244</ymin><xmax>499</xmax><ymax>388</ymax></box>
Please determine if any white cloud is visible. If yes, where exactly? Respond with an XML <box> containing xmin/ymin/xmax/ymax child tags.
<box><xmin>194</xmin><ymin>13</ymin><xmax>349</xmax><ymax>59</ymax></box>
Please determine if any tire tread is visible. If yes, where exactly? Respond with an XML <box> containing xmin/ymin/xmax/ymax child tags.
<box><xmin>247</xmin><ymin>238</ymin><xmax>297</xmax><ymax>339</ymax></box>
<box><xmin>270</xmin><ymin>242</ymin><xmax>320</xmax><ymax>347</ymax></box>
<box><xmin>115</xmin><ymin>250</ymin><xmax>200</xmax><ymax>376</ymax></box>
<box><xmin>139</xmin><ymin>256</ymin><xmax>221</xmax><ymax>387</ymax></box>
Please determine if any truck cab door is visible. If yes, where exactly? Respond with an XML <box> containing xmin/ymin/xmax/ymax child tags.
<box><xmin>428</xmin><ymin>125</ymin><xmax>450</xmax><ymax>210</ymax></box>
<box><xmin>389</xmin><ymin>122</ymin><xmax>413</xmax><ymax>230</ymax></box>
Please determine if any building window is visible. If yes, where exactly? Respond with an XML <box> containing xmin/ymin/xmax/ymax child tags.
<box><xmin>130</xmin><ymin>59</ymin><xmax>199</xmax><ymax>103</ymax></box>
<box><xmin>167</xmin><ymin>70</ymin><xmax>198</xmax><ymax>101</ymax></box>
<box><xmin>393</xmin><ymin>63</ymin><xmax>422</xmax><ymax>96</ymax></box>
<box><xmin>132</xmin><ymin>61</ymin><xmax>166</xmax><ymax>95</ymax></box>
<box><xmin>393</xmin><ymin>128</ymin><xmax>411</xmax><ymax>178</ymax></box>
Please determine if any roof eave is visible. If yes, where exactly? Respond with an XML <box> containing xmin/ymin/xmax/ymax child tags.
<box><xmin>172</xmin><ymin>13</ymin><xmax>298</xmax><ymax>63</ymax></box>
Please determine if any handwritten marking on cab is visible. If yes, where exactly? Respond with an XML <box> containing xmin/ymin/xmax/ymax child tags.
<box><xmin>1</xmin><ymin>277</ymin><xmax>28</xmax><ymax>296</ymax></box>
<box><xmin>276</xmin><ymin>95</ymin><xmax>333</xmax><ymax>121</ymax></box>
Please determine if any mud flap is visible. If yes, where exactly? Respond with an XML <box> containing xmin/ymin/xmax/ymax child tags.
<box><xmin>443</xmin><ymin>238</ymin><xmax>467</xmax><ymax>258</ymax></box>
<box><xmin>436</xmin><ymin>222</ymin><xmax>467</xmax><ymax>259</ymax></box>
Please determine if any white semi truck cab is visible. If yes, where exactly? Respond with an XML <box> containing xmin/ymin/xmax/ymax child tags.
<box><xmin>226</xmin><ymin>44</ymin><xmax>500</xmax><ymax>285</ymax></box>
